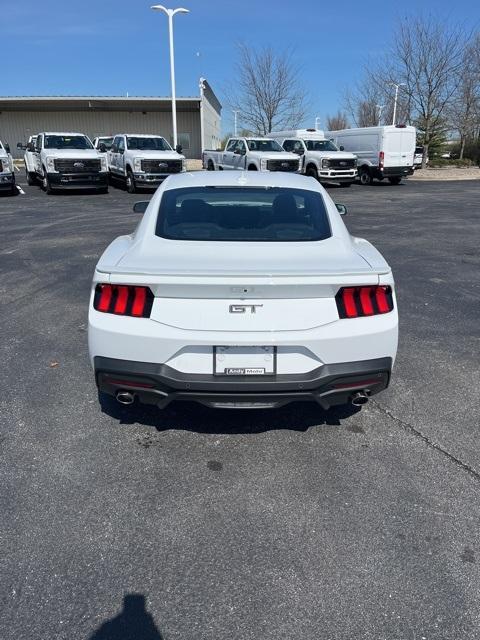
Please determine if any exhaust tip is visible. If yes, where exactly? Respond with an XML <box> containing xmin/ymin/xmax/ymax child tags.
<box><xmin>350</xmin><ymin>391</ymin><xmax>369</xmax><ymax>407</ymax></box>
<box><xmin>116</xmin><ymin>390</ymin><xmax>135</xmax><ymax>406</ymax></box>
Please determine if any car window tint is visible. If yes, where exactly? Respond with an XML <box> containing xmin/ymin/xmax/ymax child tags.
<box><xmin>155</xmin><ymin>187</ymin><xmax>332</xmax><ymax>242</ymax></box>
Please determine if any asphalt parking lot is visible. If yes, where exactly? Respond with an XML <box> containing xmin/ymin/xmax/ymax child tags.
<box><xmin>1</xmin><ymin>176</ymin><xmax>479</xmax><ymax>639</ymax></box>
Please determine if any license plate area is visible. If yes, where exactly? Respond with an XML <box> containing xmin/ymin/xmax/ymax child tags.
<box><xmin>214</xmin><ymin>346</ymin><xmax>276</xmax><ymax>376</ymax></box>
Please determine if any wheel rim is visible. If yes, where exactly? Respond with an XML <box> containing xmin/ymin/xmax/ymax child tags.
<box><xmin>360</xmin><ymin>172</ymin><xmax>370</xmax><ymax>184</ymax></box>
<box><xmin>43</xmin><ymin>175</ymin><xmax>48</xmax><ymax>189</ymax></box>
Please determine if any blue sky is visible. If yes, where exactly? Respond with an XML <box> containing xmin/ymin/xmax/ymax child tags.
<box><xmin>3</xmin><ymin>0</ymin><xmax>479</xmax><ymax>133</ymax></box>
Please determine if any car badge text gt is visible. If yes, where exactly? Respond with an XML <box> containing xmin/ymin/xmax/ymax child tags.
<box><xmin>229</xmin><ymin>304</ymin><xmax>263</xmax><ymax>314</ymax></box>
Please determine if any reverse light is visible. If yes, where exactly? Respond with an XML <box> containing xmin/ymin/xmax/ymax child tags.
<box><xmin>93</xmin><ymin>284</ymin><xmax>154</xmax><ymax>318</ymax></box>
<box><xmin>335</xmin><ymin>286</ymin><xmax>394</xmax><ymax>319</ymax></box>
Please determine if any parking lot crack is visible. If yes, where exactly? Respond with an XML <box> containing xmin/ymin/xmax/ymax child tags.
<box><xmin>371</xmin><ymin>399</ymin><xmax>480</xmax><ymax>482</ymax></box>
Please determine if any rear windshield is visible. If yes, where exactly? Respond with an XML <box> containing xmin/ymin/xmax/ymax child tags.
<box><xmin>155</xmin><ymin>187</ymin><xmax>332</xmax><ymax>242</ymax></box>
<box><xmin>44</xmin><ymin>135</ymin><xmax>93</xmax><ymax>150</ymax></box>
<box><xmin>98</xmin><ymin>137</ymin><xmax>114</xmax><ymax>149</ymax></box>
<box><xmin>246</xmin><ymin>139</ymin><xmax>284</xmax><ymax>152</ymax></box>
<box><xmin>304</xmin><ymin>139</ymin><xmax>338</xmax><ymax>152</ymax></box>
<box><xmin>127</xmin><ymin>137</ymin><xmax>171</xmax><ymax>151</ymax></box>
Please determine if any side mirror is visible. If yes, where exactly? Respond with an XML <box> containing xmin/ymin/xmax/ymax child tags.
<box><xmin>4</xmin><ymin>144</ymin><xmax>10</xmax><ymax>154</ymax></box>
<box><xmin>27</xmin><ymin>142</ymin><xmax>35</xmax><ymax>152</ymax></box>
<box><xmin>99</xmin><ymin>143</ymin><xmax>107</xmax><ymax>153</ymax></box>
<box><xmin>133</xmin><ymin>201</ymin><xmax>149</xmax><ymax>214</ymax></box>
<box><xmin>339</xmin><ymin>145</ymin><xmax>345</xmax><ymax>151</ymax></box>
<box><xmin>335</xmin><ymin>203</ymin><xmax>348</xmax><ymax>216</ymax></box>
<box><xmin>17</xmin><ymin>142</ymin><xmax>26</xmax><ymax>150</ymax></box>
<box><xmin>111</xmin><ymin>145</ymin><xmax>118</xmax><ymax>153</ymax></box>
<box><xmin>175</xmin><ymin>144</ymin><xmax>182</xmax><ymax>154</ymax></box>
<box><xmin>118</xmin><ymin>147</ymin><xmax>124</xmax><ymax>154</ymax></box>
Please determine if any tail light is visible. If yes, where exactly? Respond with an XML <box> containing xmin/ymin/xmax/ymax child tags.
<box><xmin>93</xmin><ymin>284</ymin><xmax>154</xmax><ymax>318</ymax></box>
<box><xmin>379</xmin><ymin>151</ymin><xmax>384</xmax><ymax>170</ymax></box>
<box><xmin>336</xmin><ymin>285</ymin><xmax>394</xmax><ymax>319</ymax></box>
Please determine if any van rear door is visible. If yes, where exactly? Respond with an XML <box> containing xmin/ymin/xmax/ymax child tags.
<box><xmin>383</xmin><ymin>129</ymin><xmax>415</xmax><ymax>168</ymax></box>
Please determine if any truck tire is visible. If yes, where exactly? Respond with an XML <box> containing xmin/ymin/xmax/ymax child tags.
<box><xmin>42</xmin><ymin>169</ymin><xmax>54</xmax><ymax>194</ymax></box>
<box><xmin>306</xmin><ymin>164</ymin><xmax>319</xmax><ymax>181</ymax></box>
<box><xmin>248</xmin><ymin>164</ymin><xmax>257</xmax><ymax>170</ymax></box>
<box><xmin>26</xmin><ymin>170</ymin><xmax>36</xmax><ymax>186</ymax></box>
<box><xmin>207</xmin><ymin>160</ymin><xmax>215</xmax><ymax>171</ymax></box>
<box><xmin>388</xmin><ymin>177</ymin><xmax>402</xmax><ymax>185</ymax></box>
<box><xmin>126</xmin><ymin>169</ymin><xmax>137</xmax><ymax>194</ymax></box>
<box><xmin>359</xmin><ymin>168</ymin><xmax>372</xmax><ymax>185</ymax></box>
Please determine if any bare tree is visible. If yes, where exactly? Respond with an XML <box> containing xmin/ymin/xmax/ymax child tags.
<box><xmin>326</xmin><ymin>111</ymin><xmax>349</xmax><ymax>130</ymax></box>
<box><xmin>448</xmin><ymin>34</ymin><xmax>480</xmax><ymax>158</ymax></box>
<box><xmin>385</xmin><ymin>17</ymin><xmax>468</xmax><ymax>167</ymax></box>
<box><xmin>226</xmin><ymin>44</ymin><xmax>309</xmax><ymax>135</ymax></box>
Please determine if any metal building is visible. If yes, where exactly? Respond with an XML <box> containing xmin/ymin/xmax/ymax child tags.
<box><xmin>0</xmin><ymin>78</ymin><xmax>221</xmax><ymax>159</ymax></box>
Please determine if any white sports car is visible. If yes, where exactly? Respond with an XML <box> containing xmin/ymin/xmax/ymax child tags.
<box><xmin>88</xmin><ymin>171</ymin><xmax>398</xmax><ymax>410</ymax></box>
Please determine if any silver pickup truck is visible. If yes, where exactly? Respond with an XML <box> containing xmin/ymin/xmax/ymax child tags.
<box><xmin>202</xmin><ymin>137</ymin><xmax>300</xmax><ymax>172</ymax></box>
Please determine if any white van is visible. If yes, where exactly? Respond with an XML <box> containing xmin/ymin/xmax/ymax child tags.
<box><xmin>326</xmin><ymin>125</ymin><xmax>416</xmax><ymax>185</ymax></box>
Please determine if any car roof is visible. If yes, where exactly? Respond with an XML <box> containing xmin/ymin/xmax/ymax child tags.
<box><xmin>162</xmin><ymin>170</ymin><xmax>321</xmax><ymax>192</ymax></box>
<box><xmin>41</xmin><ymin>132</ymin><xmax>87</xmax><ymax>136</ymax></box>
<box><xmin>117</xmin><ymin>133</ymin><xmax>167</xmax><ymax>138</ymax></box>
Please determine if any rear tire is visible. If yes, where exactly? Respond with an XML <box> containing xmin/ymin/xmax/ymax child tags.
<box><xmin>207</xmin><ymin>160</ymin><xmax>215</xmax><ymax>171</ymax></box>
<box><xmin>306</xmin><ymin>164</ymin><xmax>319</xmax><ymax>181</ymax></box>
<box><xmin>388</xmin><ymin>177</ymin><xmax>402</xmax><ymax>185</ymax></box>
<box><xmin>126</xmin><ymin>169</ymin><xmax>136</xmax><ymax>194</ymax></box>
<box><xmin>248</xmin><ymin>164</ymin><xmax>257</xmax><ymax>170</ymax></box>
<box><xmin>359</xmin><ymin>168</ymin><xmax>372</xmax><ymax>185</ymax></box>
<box><xmin>26</xmin><ymin>170</ymin><xmax>36</xmax><ymax>186</ymax></box>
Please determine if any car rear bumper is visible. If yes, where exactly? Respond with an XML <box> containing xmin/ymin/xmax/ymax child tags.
<box><xmin>373</xmin><ymin>166</ymin><xmax>414</xmax><ymax>179</ymax></box>
<box><xmin>47</xmin><ymin>172</ymin><xmax>108</xmax><ymax>189</ymax></box>
<box><xmin>94</xmin><ymin>355</ymin><xmax>392</xmax><ymax>409</ymax></box>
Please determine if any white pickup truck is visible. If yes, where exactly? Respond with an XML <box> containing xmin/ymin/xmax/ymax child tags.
<box><xmin>21</xmin><ymin>132</ymin><xmax>108</xmax><ymax>193</ymax></box>
<box><xmin>17</xmin><ymin>135</ymin><xmax>38</xmax><ymax>185</ymax></box>
<box><xmin>202</xmin><ymin>137</ymin><xmax>300</xmax><ymax>172</ymax></box>
<box><xmin>108</xmin><ymin>134</ymin><xmax>185</xmax><ymax>193</ymax></box>
<box><xmin>268</xmin><ymin>129</ymin><xmax>358</xmax><ymax>187</ymax></box>
<box><xmin>0</xmin><ymin>139</ymin><xmax>16</xmax><ymax>195</ymax></box>
<box><xmin>93</xmin><ymin>136</ymin><xmax>114</xmax><ymax>153</ymax></box>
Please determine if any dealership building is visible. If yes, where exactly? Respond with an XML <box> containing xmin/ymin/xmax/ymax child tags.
<box><xmin>0</xmin><ymin>79</ymin><xmax>221</xmax><ymax>159</ymax></box>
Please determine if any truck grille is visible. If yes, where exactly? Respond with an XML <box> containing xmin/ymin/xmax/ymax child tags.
<box><xmin>54</xmin><ymin>159</ymin><xmax>101</xmax><ymax>173</ymax></box>
<box><xmin>266</xmin><ymin>159</ymin><xmax>299</xmax><ymax>172</ymax></box>
<box><xmin>328</xmin><ymin>159</ymin><xmax>356</xmax><ymax>169</ymax></box>
<box><xmin>141</xmin><ymin>159</ymin><xmax>183</xmax><ymax>173</ymax></box>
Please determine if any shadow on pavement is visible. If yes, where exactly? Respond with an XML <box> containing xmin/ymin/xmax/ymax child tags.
<box><xmin>99</xmin><ymin>392</ymin><xmax>360</xmax><ymax>434</ymax></box>
<box><xmin>89</xmin><ymin>594</ymin><xmax>162</xmax><ymax>640</ymax></box>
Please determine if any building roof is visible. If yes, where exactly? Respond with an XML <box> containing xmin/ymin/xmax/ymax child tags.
<box><xmin>0</xmin><ymin>96</ymin><xmax>204</xmax><ymax>112</ymax></box>
<box><xmin>0</xmin><ymin>80</ymin><xmax>222</xmax><ymax>114</ymax></box>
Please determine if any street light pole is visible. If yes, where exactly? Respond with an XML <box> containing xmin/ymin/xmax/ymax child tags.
<box><xmin>151</xmin><ymin>5</ymin><xmax>189</xmax><ymax>149</ymax></box>
<box><xmin>390</xmin><ymin>83</ymin><xmax>406</xmax><ymax>126</ymax></box>
<box><xmin>232</xmin><ymin>110</ymin><xmax>240</xmax><ymax>136</ymax></box>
